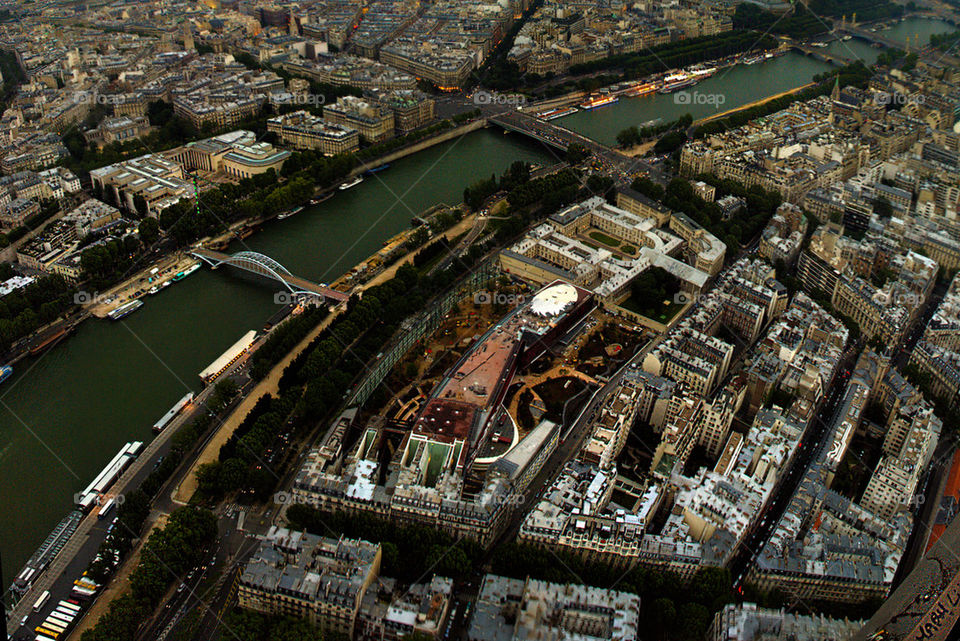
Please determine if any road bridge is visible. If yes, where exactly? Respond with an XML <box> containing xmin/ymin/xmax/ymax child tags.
<box><xmin>839</xmin><ymin>25</ymin><xmax>906</xmax><ymax>49</ymax></box>
<box><xmin>789</xmin><ymin>43</ymin><xmax>854</xmax><ymax>65</ymax></box>
<box><xmin>487</xmin><ymin>111</ymin><xmax>668</xmax><ymax>183</ymax></box>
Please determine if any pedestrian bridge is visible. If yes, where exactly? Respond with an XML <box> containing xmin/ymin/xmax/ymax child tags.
<box><xmin>191</xmin><ymin>248</ymin><xmax>349</xmax><ymax>303</ymax></box>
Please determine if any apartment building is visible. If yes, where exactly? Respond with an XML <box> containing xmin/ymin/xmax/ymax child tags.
<box><xmin>759</xmin><ymin>202</ymin><xmax>808</xmax><ymax>265</ymax></box>
<box><xmin>0</xmin><ymin>198</ymin><xmax>39</xmax><ymax>229</ymax></box>
<box><xmin>238</xmin><ymin>527</ymin><xmax>381</xmax><ymax>639</ymax></box>
<box><xmin>323</xmin><ymin>96</ymin><xmax>395</xmax><ymax>143</ymax></box>
<box><xmin>369</xmin><ymin>89</ymin><xmax>436</xmax><ymax>133</ymax></box>
<box><xmin>668</xmin><ymin>211</ymin><xmax>726</xmax><ymax>275</ymax></box>
<box><xmin>83</xmin><ymin>115</ymin><xmax>152</xmax><ymax>149</ymax></box>
<box><xmin>709</xmin><ymin>602</ymin><xmax>862</xmax><ymax>640</ymax></box>
<box><xmin>267</xmin><ymin>110</ymin><xmax>359</xmax><ymax>155</ymax></box>
<box><xmin>380</xmin><ymin>42</ymin><xmax>475</xmax><ymax>90</ymax></box>
<box><xmin>468</xmin><ymin>574</ymin><xmax>640</xmax><ymax>641</ymax></box>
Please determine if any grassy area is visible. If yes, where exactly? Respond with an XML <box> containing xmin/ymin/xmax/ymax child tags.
<box><xmin>619</xmin><ymin>295</ymin><xmax>684</xmax><ymax>324</ymax></box>
<box><xmin>589</xmin><ymin>230</ymin><xmax>621</xmax><ymax>248</ymax></box>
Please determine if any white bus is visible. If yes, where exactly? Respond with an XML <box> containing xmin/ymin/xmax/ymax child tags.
<box><xmin>32</xmin><ymin>591</ymin><xmax>51</xmax><ymax>612</ymax></box>
<box><xmin>48</xmin><ymin>611</ymin><xmax>72</xmax><ymax>625</ymax></box>
<box><xmin>41</xmin><ymin>621</ymin><xmax>66</xmax><ymax>634</ymax></box>
<box><xmin>57</xmin><ymin>601</ymin><xmax>80</xmax><ymax>613</ymax></box>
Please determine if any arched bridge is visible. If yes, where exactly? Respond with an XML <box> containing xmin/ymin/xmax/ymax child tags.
<box><xmin>191</xmin><ymin>248</ymin><xmax>349</xmax><ymax>303</ymax></box>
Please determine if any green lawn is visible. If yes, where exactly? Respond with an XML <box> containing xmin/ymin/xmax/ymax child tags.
<box><xmin>589</xmin><ymin>230</ymin><xmax>621</xmax><ymax>247</ymax></box>
<box><xmin>619</xmin><ymin>294</ymin><xmax>684</xmax><ymax>324</ymax></box>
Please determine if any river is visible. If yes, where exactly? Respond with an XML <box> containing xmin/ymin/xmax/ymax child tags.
<box><xmin>884</xmin><ymin>16</ymin><xmax>957</xmax><ymax>47</ymax></box>
<box><xmin>0</xmin><ymin>129</ymin><xmax>552</xmax><ymax>588</ymax></box>
<box><xmin>558</xmin><ymin>52</ymin><xmax>834</xmax><ymax>146</ymax></box>
<box><xmin>557</xmin><ymin>17</ymin><xmax>958</xmax><ymax>147</ymax></box>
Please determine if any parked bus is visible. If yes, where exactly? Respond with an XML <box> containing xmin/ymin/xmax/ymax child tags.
<box><xmin>32</xmin><ymin>591</ymin><xmax>50</xmax><ymax>612</ymax></box>
<box><xmin>47</xmin><ymin>612</ymin><xmax>71</xmax><ymax>625</ymax></box>
<box><xmin>48</xmin><ymin>611</ymin><xmax>72</xmax><ymax>624</ymax></box>
<box><xmin>41</xmin><ymin>621</ymin><xmax>66</xmax><ymax>634</ymax></box>
<box><xmin>57</xmin><ymin>601</ymin><xmax>80</xmax><ymax>612</ymax></box>
<box><xmin>34</xmin><ymin>627</ymin><xmax>59</xmax><ymax>639</ymax></box>
<box><xmin>71</xmin><ymin>586</ymin><xmax>95</xmax><ymax>599</ymax></box>
<box><xmin>35</xmin><ymin>634</ymin><xmax>58</xmax><ymax>641</ymax></box>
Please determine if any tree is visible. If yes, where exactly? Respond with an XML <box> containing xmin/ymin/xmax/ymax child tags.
<box><xmin>649</xmin><ymin>597</ymin><xmax>676</xmax><ymax>639</ymax></box>
<box><xmin>565</xmin><ymin>143</ymin><xmax>590</xmax><ymax>164</ymax></box>
<box><xmin>631</xmin><ymin>176</ymin><xmax>664</xmax><ymax>201</ymax></box>
<box><xmin>132</xmin><ymin>194</ymin><xmax>148</xmax><ymax>218</ymax></box>
<box><xmin>676</xmin><ymin>603</ymin><xmax>712</xmax><ymax>641</ymax></box>
<box><xmin>138</xmin><ymin>217</ymin><xmax>160</xmax><ymax>246</ymax></box>
<box><xmin>873</xmin><ymin>196</ymin><xmax>893</xmax><ymax>218</ymax></box>
<box><xmin>209</xmin><ymin>378</ymin><xmax>239</xmax><ymax>412</ymax></box>
<box><xmin>654</xmin><ymin>130</ymin><xmax>687</xmax><ymax>154</ymax></box>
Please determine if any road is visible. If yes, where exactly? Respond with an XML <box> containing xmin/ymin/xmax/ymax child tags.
<box><xmin>139</xmin><ymin>506</ymin><xmax>263</xmax><ymax>641</ymax></box>
<box><xmin>484</xmin><ymin>108</ymin><xmax>669</xmax><ymax>185</ymax></box>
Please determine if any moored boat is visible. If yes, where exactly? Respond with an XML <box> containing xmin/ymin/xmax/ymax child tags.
<box><xmin>580</xmin><ymin>94</ymin><xmax>619</xmax><ymax>110</ymax></box>
<box><xmin>339</xmin><ymin>176</ymin><xmax>364</xmax><ymax>190</ymax></box>
<box><xmin>107</xmin><ymin>300</ymin><xmax>143</xmax><ymax>321</ymax></box>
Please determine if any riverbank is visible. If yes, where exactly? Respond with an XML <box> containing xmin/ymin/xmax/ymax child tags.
<box><xmin>693</xmin><ymin>81</ymin><xmax>818</xmax><ymax>126</ymax></box>
<box><xmin>621</xmin><ymin>141</ymin><xmax>657</xmax><ymax>157</ymax></box>
<box><xmin>67</xmin><ymin>514</ymin><xmax>169</xmax><ymax>639</ymax></box>
<box><xmin>87</xmin><ymin>253</ymin><xmax>201</xmax><ymax>319</ymax></box>
<box><xmin>346</xmin><ymin>120</ymin><xmax>488</xmax><ymax>178</ymax></box>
